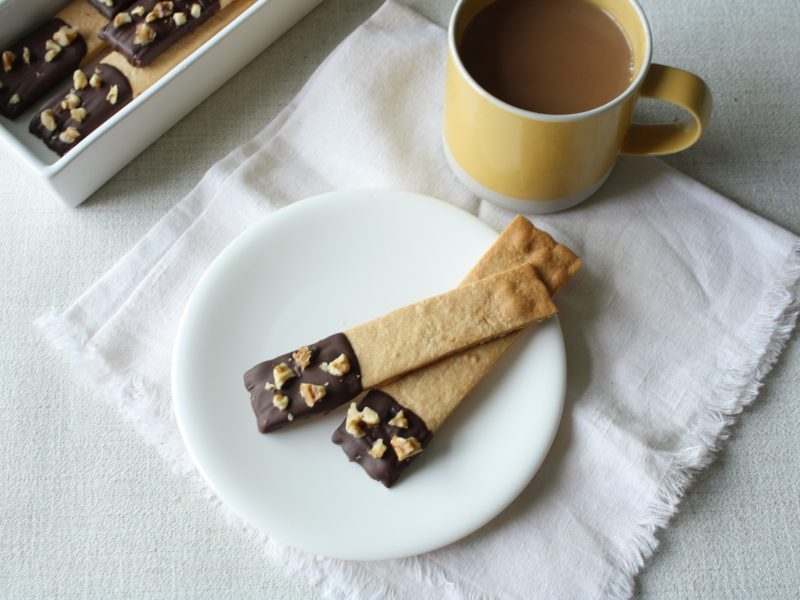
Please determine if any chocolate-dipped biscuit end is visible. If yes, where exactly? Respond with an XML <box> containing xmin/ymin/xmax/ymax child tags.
<box><xmin>98</xmin><ymin>0</ymin><xmax>220</xmax><ymax>67</ymax></box>
<box><xmin>244</xmin><ymin>333</ymin><xmax>363</xmax><ymax>433</ymax></box>
<box><xmin>331</xmin><ymin>391</ymin><xmax>433</xmax><ymax>488</ymax></box>
<box><xmin>29</xmin><ymin>64</ymin><xmax>133</xmax><ymax>156</ymax></box>
<box><xmin>0</xmin><ymin>19</ymin><xmax>87</xmax><ymax>120</ymax></box>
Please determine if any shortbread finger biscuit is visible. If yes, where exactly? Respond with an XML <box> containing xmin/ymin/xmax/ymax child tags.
<box><xmin>470</xmin><ymin>216</ymin><xmax>580</xmax><ymax>293</ymax></box>
<box><xmin>245</xmin><ymin>262</ymin><xmax>557</xmax><ymax>433</ymax></box>
<box><xmin>0</xmin><ymin>0</ymin><xmax>108</xmax><ymax>120</ymax></box>
<box><xmin>30</xmin><ymin>0</ymin><xmax>255</xmax><ymax>155</ymax></box>
<box><xmin>348</xmin><ymin>262</ymin><xmax>556</xmax><ymax>388</ymax></box>
<box><xmin>98</xmin><ymin>0</ymin><xmax>238</xmax><ymax>67</ymax></box>
<box><xmin>389</xmin><ymin>216</ymin><xmax>580</xmax><ymax>432</ymax></box>
<box><xmin>332</xmin><ymin>217</ymin><xmax>580</xmax><ymax>487</ymax></box>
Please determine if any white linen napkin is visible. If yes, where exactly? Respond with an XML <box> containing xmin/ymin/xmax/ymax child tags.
<box><xmin>38</xmin><ymin>2</ymin><xmax>800</xmax><ymax>598</ymax></box>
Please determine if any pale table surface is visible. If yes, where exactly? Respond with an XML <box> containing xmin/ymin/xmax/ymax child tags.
<box><xmin>1</xmin><ymin>1</ymin><xmax>798</xmax><ymax>598</ymax></box>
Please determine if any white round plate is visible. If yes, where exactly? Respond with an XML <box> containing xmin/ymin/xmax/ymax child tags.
<box><xmin>173</xmin><ymin>190</ymin><xmax>565</xmax><ymax>561</ymax></box>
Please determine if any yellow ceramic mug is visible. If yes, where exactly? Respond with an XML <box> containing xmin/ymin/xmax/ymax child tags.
<box><xmin>443</xmin><ymin>0</ymin><xmax>713</xmax><ymax>214</ymax></box>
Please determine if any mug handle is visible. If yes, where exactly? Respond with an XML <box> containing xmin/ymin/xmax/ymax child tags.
<box><xmin>621</xmin><ymin>64</ymin><xmax>712</xmax><ymax>156</ymax></box>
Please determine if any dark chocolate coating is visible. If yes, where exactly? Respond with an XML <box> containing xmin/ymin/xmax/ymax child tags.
<box><xmin>89</xmin><ymin>0</ymin><xmax>139</xmax><ymax>19</ymax></box>
<box><xmin>0</xmin><ymin>19</ymin><xmax>87</xmax><ymax>119</ymax></box>
<box><xmin>331</xmin><ymin>391</ymin><xmax>433</xmax><ymax>488</ymax></box>
<box><xmin>244</xmin><ymin>334</ymin><xmax>363</xmax><ymax>433</ymax></box>
<box><xmin>29</xmin><ymin>64</ymin><xmax>133</xmax><ymax>156</ymax></box>
<box><xmin>98</xmin><ymin>0</ymin><xmax>219</xmax><ymax>67</ymax></box>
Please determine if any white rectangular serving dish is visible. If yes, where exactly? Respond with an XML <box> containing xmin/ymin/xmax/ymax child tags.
<box><xmin>0</xmin><ymin>0</ymin><xmax>324</xmax><ymax>207</ymax></box>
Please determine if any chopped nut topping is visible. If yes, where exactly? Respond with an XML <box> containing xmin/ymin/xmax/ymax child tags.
<box><xmin>321</xmin><ymin>353</ymin><xmax>351</xmax><ymax>377</ymax></box>
<box><xmin>287</xmin><ymin>413</ymin><xmax>294</xmax><ymax>422</ymax></box>
<box><xmin>53</xmin><ymin>26</ymin><xmax>79</xmax><ymax>47</ymax></box>
<box><xmin>113</xmin><ymin>12</ymin><xmax>132</xmax><ymax>28</ymax></box>
<box><xmin>190</xmin><ymin>3</ymin><xmax>202</xmax><ymax>18</ymax></box>
<box><xmin>100</xmin><ymin>0</ymin><xmax>113</xmax><ymax>6</ymax></box>
<box><xmin>368</xmin><ymin>438</ymin><xmax>388</xmax><ymax>459</ymax></box>
<box><xmin>70</xmin><ymin>107</ymin><xmax>87</xmax><ymax>123</ymax></box>
<box><xmin>40</xmin><ymin>109</ymin><xmax>57</xmax><ymax>131</ymax></box>
<box><xmin>89</xmin><ymin>73</ymin><xmax>103</xmax><ymax>88</ymax></box>
<box><xmin>22</xmin><ymin>47</ymin><xmax>30</xmax><ymax>65</ymax></box>
<box><xmin>390</xmin><ymin>436</ymin><xmax>423</xmax><ymax>461</ymax></box>
<box><xmin>131</xmin><ymin>5</ymin><xmax>146</xmax><ymax>17</ymax></box>
<box><xmin>264</xmin><ymin>381</ymin><xmax>276</xmax><ymax>391</ymax></box>
<box><xmin>9</xmin><ymin>93</ymin><xmax>20</xmax><ymax>105</ymax></box>
<box><xmin>272</xmin><ymin>394</ymin><xmax>289</xmax><ymax>411</ymax></box>
<box><xmin>61</xmin><ymin>93</ymin><xmax>81</xmax><ymax>110</ymax></box>
<box><xmin>272</xmin><ymin>363</ymin><xmax>295</xmax><ymax>390</ymax></box>
<box><xmin>133</xmin><ymin>23</ymin><xmax>157</xmax><ymax>46</ymax></box>
<box><xmin>345</xmin><ymin>403</ymin><xmax>365</xmax><ymax>438</ymax></box>
<box><xmin>388</xmin><ymin>410</ymin><xmax>408</xmax><ymax>429</ymax></box>
<box><xmin>330</xmin><ymin>353</ymin><xmax>351</xmax><ymax>375</ymax></box>
<box><xmin>73</xmin><ymin>69</ymin><xmax>88</xmax><ymax>90</ymax></box>
<box><xmin>292</xmin><ymin>346</ymin><xmax>312</xmax><ymax>371</ymax></box>
<box><xmin>344</xmin><ymin>402</ymin><xmax>380</xmax><ymax>438</ymax></box>
<box><xmin>44</xmin><ymin>40</ymin><xmax>61</xmax><ymax>63</ymax></box>
<box><xmin>66</xmin><ymin>93</ymin><xmax>82</xmax><ymax>109</ymax></box>
<box><xmin>299</xmin><ymin>383</ymin><xmax>327</xmax><ymax>407</ymax></box>
<box><xmin>173</xmin><ymin>12</ymin><xmax>187</xmax><ymax>26</ymax></box>
<box><xmin>106</xmin><ymin>84</ymin><xmax>119</xmax><ymax>105</ymax></box>
<box><xmin>360</xmin><ymin>406</ymin><xmax>380</xmax><ymax>426</ymax></box>
<box><xmin>3</xmin><ymin>50</ymin><xmax>16</xmax><ymax>72</ymax></box>
<box><xmin>58</xmin><ymin>126</ymin><xmax>81</xmax><ymax>144</ymax></box>
<box><xmin>145</xmin><ymin>1</ymin><xmax>174</xmax><ymax>23</ymax></box>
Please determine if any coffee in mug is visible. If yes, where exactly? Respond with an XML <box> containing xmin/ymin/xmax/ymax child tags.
<box><xmin>459</xmin><ymin>0</ymin><xmax>635</xmax><ymax>115</ymax></box>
